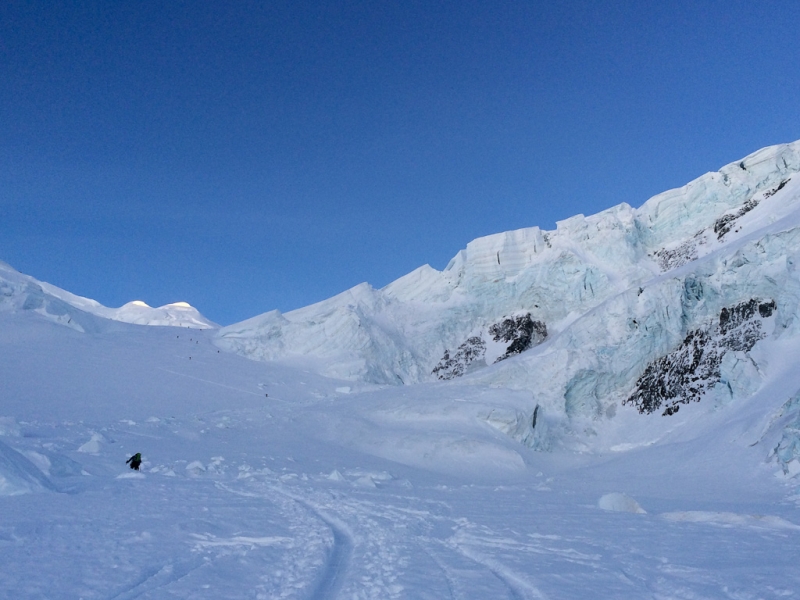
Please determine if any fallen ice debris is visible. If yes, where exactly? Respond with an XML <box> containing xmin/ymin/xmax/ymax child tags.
<box><xmin>779</xmin><ymin>459</ymin><xmax>800</xmax><ymax>478</ymax></box>
<box><xmin>597</xmin><ymin>492</ymin><xmax>646</xmax><ymax>514</ymax></box>
<box><xmin>77</xmin><ymin>433</ymin><xmax>105</xmax><ymax>455</ymax></box>
<box><xmin>768</xmin><ymin>390</ymin><xmax>800</xmax><ymax>476</ymax></box>
<box><xmin>185</xmin><ymin>461</ymin><xmax>207</xmax><ymax>475</ymax></box>
<box><xmin>327</xmin><ymin>469</ymin><xmax>346</xmax><ymax>481</ymax></box>
<box><xmin>354</xmin><ymin>475</ymin><xmax>376</xmax><ymax>488</ymax></box>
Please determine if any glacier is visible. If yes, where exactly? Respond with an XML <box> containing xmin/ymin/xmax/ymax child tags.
<box><xmin>217</xmin><ymin>141</ymin><xmax>800</xmax><ymax>449</ymax></box>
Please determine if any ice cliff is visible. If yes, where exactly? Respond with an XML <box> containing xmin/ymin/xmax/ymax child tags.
<box><xmin>218</xmin><ymin>140</ymin><xmax>800</xmax><ymax>447</ymax></box>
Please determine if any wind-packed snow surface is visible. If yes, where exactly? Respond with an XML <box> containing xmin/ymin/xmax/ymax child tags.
<box><xmin>3</xmin><ymin>140</ymin><xmax>800</xmax><ymax>598</ymax></box>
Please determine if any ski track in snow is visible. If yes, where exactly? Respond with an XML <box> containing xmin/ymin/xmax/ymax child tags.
<box><xmin>217</xmin><ymin>474</ymin><xmax>645</xmax><ymax>600</ymax></box>
<box><xmin>217</xmin><ymin>481</ymin><xmax>356</xmax><ymax>599</ymax></box>
<box><xmin>5</xmin><ymin>382</ymin><xmax>800</xmax><ymax>600</ymax></box>
<box><xmin>300</xmin><ymin>506</ymin><xmax>352</xmax><ymax>600</ymax></box>
<box><xmin>3</xmin><ymin>411</ymin><xmax>800</xmax><ymax>599</ymax></box>
<box><xmin>3</xmin><ymin>377</ymin><xmax>800</xmax><ymax>600</ymax></box>
<box><xmin>106</xmin><ymin>558</ymin><xmax>207</xmax><ymax>600</ymax></box>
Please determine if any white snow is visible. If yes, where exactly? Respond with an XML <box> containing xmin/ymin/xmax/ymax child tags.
<box><xmin>77</xmin><ymin>433</ymin><xmax>105</xmax><ymax>455</ymax></box>
<box><xmin>661</xmin><ymin>511</ymin><xmax>800</xmax><ymax>531</ymax></box>
<box><xmin>598</xmin><ymin>492</ymin><xmax>647</xmax><ymax>514</ymax></box>
<box><xmin>0</xmin><ymin>261</ymin><xmax>217</xmax><ymax>329</ymax></box>
<box><xmin>2</xmin><ymin>140</ymin><xmax>800</xmax><ymax>597</ymax></box>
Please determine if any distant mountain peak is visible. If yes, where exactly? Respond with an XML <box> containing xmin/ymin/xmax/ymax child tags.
<box><xmin>0</xmin><ymin>263</ymin><xmax>217</xmax><ymax>330</ymax></box>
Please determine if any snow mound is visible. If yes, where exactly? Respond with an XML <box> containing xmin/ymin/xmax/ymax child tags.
<box><xmin>77</xmin><ymin>433</ymin><xmax>104</xmax><ymax>455</ymax></box>
<box><xmin>327</xmin><ymin>469</ymin><xmax>346</xmax><ymax>481</ymax></box>
<box><xmin>597</xmin><ymin>492</ymin><xmax>646</xmax><ymax>514</ymax></box>
<box><xmin>0</xmin><ymin>439</ymin><xmax>54</xmax><ymax>496</ymax></box>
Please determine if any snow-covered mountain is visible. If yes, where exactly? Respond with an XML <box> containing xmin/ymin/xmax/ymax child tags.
<box><xmin>217</xmin><ymin>140</ymin><xmax>800</xmax><ymax>450</ymax></box>
<box><xmin>0</xmin><ymin>261</ymin><xmax>216</xmax><ymax>330</ymax></box>
<box><xmin>219</xmin><ymin>142</ymin><xmax>800</xmax><ymax>383</ymax></box>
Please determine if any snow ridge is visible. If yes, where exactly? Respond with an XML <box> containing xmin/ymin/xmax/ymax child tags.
<box><xmin>0</xmin><ymin>262</ymin><xmax>216</xmax><ymax>330</ymax></box>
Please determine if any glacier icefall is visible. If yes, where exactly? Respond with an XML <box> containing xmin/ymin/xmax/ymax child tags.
<box><xmin>218</xmin><ymin>141</ymin><xmax>800</xmax><ymax>412</ymax></box>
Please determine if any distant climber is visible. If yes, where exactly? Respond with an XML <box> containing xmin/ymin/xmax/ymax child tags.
<box><xmin>126</xmin><ymin>453</ymin><xmax>142</xmax><ymax>471</ymax></box>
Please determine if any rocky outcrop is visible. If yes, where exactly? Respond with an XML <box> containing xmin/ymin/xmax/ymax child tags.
<box><xmin>625</xmin><ymin>299</ymin><xmax>776</xmax><ymax>416</ymax></box>
<box><xmin>431</xmin><ymin>336</ymin><xmax>487</xmax><ymax>380</ymax></box>
<box><xmin>651</xmin><ymin>178</ymin><xmax>794</xmax><ymax>272</ymax></box>
<box><xmin>432</xmin><ymin>314</ymin><xmax>548</xmax><ymax>380</ymax></box>
<box><xmin>489</xmin><ymin>314</ymin><xmax>548</xmax><ymax>363</ymax></box>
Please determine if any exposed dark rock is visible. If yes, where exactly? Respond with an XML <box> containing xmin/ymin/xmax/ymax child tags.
<box><xmin>432</xmin><ymin>336</ymin><xmax>486</xmax><ymax>380</ymax></box>
<box><xmin>490</xmin><ymin>315</ymin><xmax>548</xmax><ymax>363</ymax></box>
<box><xmin>624</xmin><ymin>298</ymin><xmax>775</xmax><ymax>416</ymax></box>
<box><xmin>764</xmin><ymin>178</ymin><xmax>790</xmax><ymax>199</ymax></box>
<box><xmin>712</xmin><ymin>179</ymin><xmax>790</xmax><ymax>241</ymax></box>
<box><xmin>432</xmin><ymin>313</ymin><xmax>548</xmax><ymax>380</ymax></box>
<box><xmin>626</xmin><ymin>328</ymin><xmax>717</xmax><ymax>415</ymax></box>
<box><xmin>652</xmin><ymin>239</ymin><xmax>699</xmax><ymax>271</ymax></box>
<box><xmin>718</xmin><ymin>299</ymin><xmax>775</xmax><ymax>346</ymax></box>
<box><xmin>654</xmin><ymin>179</ymin><xmax>792</xmax><ymax>271</ymax></box>
<box><xmin>713</xmin><ymin>213</ymin><xmax>740</xmax><ymax>240</ymax></box>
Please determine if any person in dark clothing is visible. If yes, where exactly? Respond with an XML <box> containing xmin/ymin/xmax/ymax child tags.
<box><xmin>126</xmin><ymin>453</ymin><xmax>142</xmax><ymax>470</ymax></box>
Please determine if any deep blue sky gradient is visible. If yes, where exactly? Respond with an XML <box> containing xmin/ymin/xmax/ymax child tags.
<box><xmin>2</xmin><ymin>1</ymin><xmax>800</xmax><ymax>324</ymax></box>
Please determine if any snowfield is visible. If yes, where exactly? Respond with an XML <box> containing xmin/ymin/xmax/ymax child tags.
<box><xmin>3</xmin><ymin>140</ymin><xmax>800</xmax><ymax>598</ymax></box>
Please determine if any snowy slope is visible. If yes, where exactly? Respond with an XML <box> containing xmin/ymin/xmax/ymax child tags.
<box><xmin>2</xmin><ymin>289</ymin><xmax>800</xmax><ymax>597</ymax></box>
<box><xmin>0</xmin><ymin>261</ymin><xmax>216</xmax><ymax>330</ymax></box>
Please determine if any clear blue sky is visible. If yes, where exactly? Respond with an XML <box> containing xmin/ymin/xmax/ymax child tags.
<box><xmin>2</xmin><ymin>1</ymin><xmax>799</xmax><ymax>325</ymax></box>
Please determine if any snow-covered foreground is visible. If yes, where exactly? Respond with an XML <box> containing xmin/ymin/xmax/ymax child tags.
<box><xmin>3</xmin><ymin>311</ymin><xmax>800</xmax><ymax>599</ymax></box>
